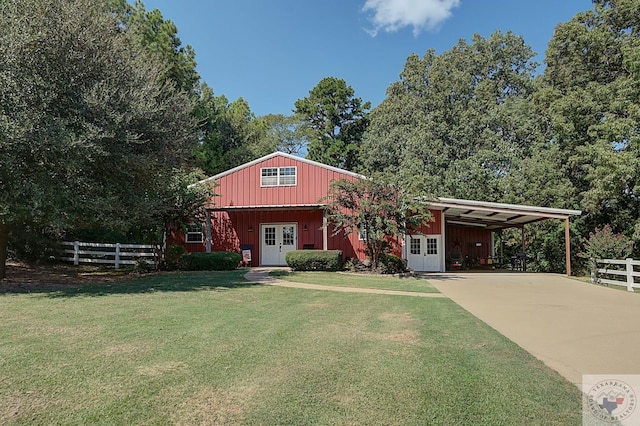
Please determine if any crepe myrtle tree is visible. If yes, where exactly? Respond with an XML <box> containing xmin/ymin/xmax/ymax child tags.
<box><xmin>322</xmin><ymin>175</ymin><xmax>432</xmax><ymax>270</ymax></box>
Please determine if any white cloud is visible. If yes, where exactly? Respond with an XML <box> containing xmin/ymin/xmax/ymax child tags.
<box><xmin>363</xmin><ymin>0</ymin><xmax>460</xmax><ymax>36</ymax></box>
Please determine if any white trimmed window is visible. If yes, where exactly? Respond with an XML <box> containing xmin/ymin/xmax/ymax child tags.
<box><xmin>358</xmin><ymin>228</ymin><xmax>368</xmax><ymax>241</ymax></box>
<box><xmin>410</xmin><ymin>237</ymin><xmax>421</xmax><ymax>255</ymax></box>
<box><xmin>426</xmin><ymin>237</ymin><xmax>438</xmax><ymax>255</ymax></box>
<box><xmin>261</xmin><ymin>167</ymin><xmax>297</xmax><ymax>187</ymax></box>
<box><xmin>185</xmin><ymin>224</ymin><xmax>204</xmax><ymax>243</ymax></box>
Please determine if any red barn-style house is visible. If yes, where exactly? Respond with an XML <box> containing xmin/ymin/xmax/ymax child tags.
<box><xmin>178</xmin><ymin>152</ymin><xmax>581</xmax><ymax>275</ymax></box>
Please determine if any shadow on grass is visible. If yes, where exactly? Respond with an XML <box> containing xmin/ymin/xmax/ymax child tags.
<box><xmin>1</xmin><ymin>269</ymin><xmax>261</xmax><ymax>298</ymax></box>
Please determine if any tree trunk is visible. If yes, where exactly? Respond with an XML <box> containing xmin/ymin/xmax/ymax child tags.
<box><xmin>0</xmin><ymin>222</ymin><xmax>9</xmax><ymax>280</ymax></box>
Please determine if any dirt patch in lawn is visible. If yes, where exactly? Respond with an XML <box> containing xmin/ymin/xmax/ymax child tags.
<box><xmin>1</xmin><ymin>392</ymin><xmax>53</xmax><ymax>422</ymax></box>
<box><xmin>174</xmin><ymin>384</ymin><xmax>261</xmax><ymax>425</ymax></box>
<box><xmin>368</xmin><ymin>330</ymin><xmax>420</xmax><ymax>345</ymax></box>
<box><xmin>0</xmin><ymin>260</ymin><xmax>132</xmax><ymax>293</ymax></box>
<box><xmin>137</xmin><ymin>361</ymin><xmax>189</xmax><ymax>378</ymax></box>
<box><xmin>379</xmin><ymin>312</ymin><xmax>416</xmax><ymax>324</ymax></box>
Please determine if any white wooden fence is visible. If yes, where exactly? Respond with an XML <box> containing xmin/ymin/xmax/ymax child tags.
<box><xmin>591</xmin><ymin>258</ymin><xmax>640</xmax><ymax>292</ymax></box>
<box><xmin>61</xmin><ymin>241</ymin><xmax>159</xmax><ymax>269</ymax></box>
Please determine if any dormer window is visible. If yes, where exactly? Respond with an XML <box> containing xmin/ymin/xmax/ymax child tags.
<box><xmin>261</xmin><ymin>167</ymin><xmax>297</xmax><ymax>187</ymax></box>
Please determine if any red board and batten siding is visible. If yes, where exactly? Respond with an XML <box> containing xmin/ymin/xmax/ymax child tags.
<box><xmin>178</xmin><ymin>152</ymin><xmax>443</xmax><ymax>266</ymax></box>
<box><xmin>214</xmin><ymin>155</ymin><xmax>358</xmax><ymax>208</ymax></box>
<box><xmin>445</xmin><ymin>224</ymin><xmax>492</xmax><ymax>261</ymax></box>
<box><xmin>207</xmin><ymin>209</ymin><xmax>363</xmax><ymax>266</ymax></box>
<box><xmin>193</xmin><ymin>153</ymin><xmax>366</xmax><ymax>265</ymax></box>
<box><xmin>417</xmin><ymin>210</ymin><xmax>442</xmax><ymax>235</ymax></box>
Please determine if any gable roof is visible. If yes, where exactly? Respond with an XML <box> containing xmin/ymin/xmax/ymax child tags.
<box><xmin>192</xmin><ymin>151</ymin><xmax>365</xmax><ymax>188</ymax></box>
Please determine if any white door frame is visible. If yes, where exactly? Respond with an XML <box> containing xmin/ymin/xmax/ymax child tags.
<box><xmin>405</xmin><ymin>234</ymin><xmax>443</xmax><ymax>272</ymax></box>
<box><xmin>260</xmin><ymin>223</ymin><xmax>297</xmax><ymax>266</ymax></box>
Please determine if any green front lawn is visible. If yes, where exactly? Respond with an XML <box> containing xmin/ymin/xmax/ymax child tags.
<box><xmin>0</xmin><ymin>270</ymin><xmax>581</xmax><ymax>424</ymax></box>
<box><xmin>270</xmin><ymin>270</ymin><xmax>440</xmax><ymax>293</ymax></box>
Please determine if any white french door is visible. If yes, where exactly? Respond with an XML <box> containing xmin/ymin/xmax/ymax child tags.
<box><xmin>261</xmin><ymin>223</ymin><xmax>297</xmax><ymax>266</ymax></box>
<box><xmin>407</xmin><ymin>235</ymin><xmax>441</xmax><ymax>272</ymax></box>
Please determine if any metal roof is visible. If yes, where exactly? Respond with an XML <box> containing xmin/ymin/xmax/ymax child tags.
<box><xmin>191</xmin><ymin>151</ymin><xmax>365</xmax><ymax>188</ymax></box>
<box><xmin>428</xmin><ymin>198</ymin><xmax>582</xmax><ymax>230</ymax></box>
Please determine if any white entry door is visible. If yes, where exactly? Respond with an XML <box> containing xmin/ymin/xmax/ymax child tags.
<box><xmin>407</xmin><ymin>235</ymin><xmax>441</xmax><ymax>272</ymax></box>
<box><xmin>261</xmin><ymin>223</ymin><xmax>297</xmax><ymax>266</ymax></box>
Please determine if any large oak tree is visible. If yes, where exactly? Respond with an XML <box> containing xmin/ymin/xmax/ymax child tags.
<box><xmin>0</xmin><ymin>0</ymin><xmax>197</xmax><ymax>278</ymax></box>
<box><xmin>361</xmin><ymin>31</ymin><xmax>541</xmax><ymax>202</ymax></box>
<box><xmin>540</xmin><ymin>0</ymin><xmax>640</xmax><ymax>243</ymax></box>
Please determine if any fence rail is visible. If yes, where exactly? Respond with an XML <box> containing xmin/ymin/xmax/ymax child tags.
<box><xmin>60</xmin><ymin>241</ymin><xmax>159</xmax><ymax>269</ymax></box>
<box><xmin>592</xmin><ymin>258</ymin><xmax>640</xmax><ymax>292</ymax></box>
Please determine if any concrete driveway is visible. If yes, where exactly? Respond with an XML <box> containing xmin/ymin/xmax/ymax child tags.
<box><xmin>426</xmin><ymin>272</ymin><xmax>640</xmax><ymax>387</ymax></box>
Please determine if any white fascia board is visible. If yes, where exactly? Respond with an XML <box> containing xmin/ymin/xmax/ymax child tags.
<box><xmin>433</xmin><ymin>197</ymin><xmax>582</xmax><ymax>217</ymax></box>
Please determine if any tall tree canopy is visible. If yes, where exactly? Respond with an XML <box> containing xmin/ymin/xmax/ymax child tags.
<box><xmin>193</xmin><ymin>84</ymin><xmax>273</xmax><ymax>175</ymax></box>
<box><xmin>260</xmin><ymin>114</ymin><xmax>309</xmax><ymax>156</ymax></box>
<box><xmin>295</xmin><ymin>77</ymin><xmax>371</xmax><ymax>170</ymax></box>
<box><xmin>107</xmin><ymin>0</ymin><xmax>273</xmax><ymax>178</ymax></box>
<box><xmin>361</xmin><ymin>31</ymin><xmax>544</xmax><ymax>202</ymax></box>
<box><xmin>540</xmin><ymin>0</ymin><xmax>640</xmax><ymax>240</ymax></box>
<box><xmin>0</xmin><ymin>0</ymin><xmax>198</xmax><ymax>278</ymax></box>
<box><xmin>107</xmin><ymin>0</ymin><xmax>200</xmax><ymax>94</ymax></box>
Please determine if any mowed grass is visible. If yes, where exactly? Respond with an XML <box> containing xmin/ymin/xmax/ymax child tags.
<box><xmin>0</xmin><ymin>270</ymin><xmax>581</xmax><ymax>425</ymax></box>
<box><xmin>270</xmin><ymin>270</ymin><xmax>439</xmax><ymax>293</ymax></box>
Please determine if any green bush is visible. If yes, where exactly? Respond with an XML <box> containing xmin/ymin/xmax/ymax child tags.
<box><xmin>180</xmin><ymin>251</ymin><xmax>242</xmax><ymax>271</ymax></box>
<box><xmin>160</xmin><ymin>244</ymin><xmax>186</xmax><ymax>271</ymax></box>
<box><xmin>132</xmin><ymin>258</ymin><xmax>154</xmax><ymax>274</ymax></box>
<box><xmin>285</xmin><ymin>250</ymin><xmax>343</xmax><ymax>271</ymax></box>
<box><xmin>344</xmin><ymin>257</ymin><xmax>371</xmax><ymax>273</ymax></box>
<box><xmin>377</xmin><ymin>254</ymin><xmax>408</xmax><ymax>274</ymax></box>
<box><xmin>344</xmin><ymin>254</ymin><xmax>408</xmax><ymax>274</ymax></box>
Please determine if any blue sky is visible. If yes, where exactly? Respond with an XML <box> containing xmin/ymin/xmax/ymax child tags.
<box><xmin>141</xmin><ymin>0</ymin><xmax>593</xmax><ymax>117</ymax></box>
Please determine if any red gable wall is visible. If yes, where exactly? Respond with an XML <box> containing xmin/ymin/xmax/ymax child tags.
<box><xmin>213</xmin><ymin>154</ymin><xmax>359</xmax><ymax>208</ymax></box>
<box><xmin>416</xmin><ymin>210</ymin><xmax>442</xmax><ymax>235</ymax></box>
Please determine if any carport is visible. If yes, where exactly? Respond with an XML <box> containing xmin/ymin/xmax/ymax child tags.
<box><xmin>427</xmin><ymin>198</ymin><xmax>582</xmax><ymax>276</ymax></box>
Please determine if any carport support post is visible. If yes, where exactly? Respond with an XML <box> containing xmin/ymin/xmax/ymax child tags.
<box><xmin>205</xmin><ymin>211</ymin><xmax>212</xmax><ymax>253</ymax></box>
<box><xmin>521</xmin><ymin>226</ymin><xmax>526</xmax><ymax>272</ymax></box>
<box><xmin>322</xmin><ymin>210</ymin><xmax>328</xmax><ymax>251</ymax></box>
<box><xmin>565</xmin><ymin>217</ymin><xmax>571</xmax><ymax>276</ymax></box>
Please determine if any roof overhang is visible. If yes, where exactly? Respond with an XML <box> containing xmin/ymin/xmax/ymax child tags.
<box><xmin>428</xmin><ymin>197</ymin><xmax>582</xmax><ymax>231</ymax></box>
<box><xmin>208</xmin><ymin>203</ymin><xmax>323</xmax><ymax>212</ymax></box>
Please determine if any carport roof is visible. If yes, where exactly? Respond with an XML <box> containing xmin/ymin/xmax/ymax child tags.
<box><xmin>427</xmin><ymin>197</ymin><xmax>582</xmax><ymax>231</ymax></box>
